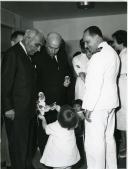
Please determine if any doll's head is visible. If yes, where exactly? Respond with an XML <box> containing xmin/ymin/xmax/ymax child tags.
<box><xmin>38</xmin><ymin>92</ymin><xmax>46</xmax><ymax>114</ymax></box>
<box><xmin>57</xmin><ymin>105</ymin><xmax>78</xmax><ymax>130</ymax></box>
<box><xmin>72</xmin><ymin>99</ymin><xmax>82</xmax><ymax>113</ymax></box>
<box><xmin>38</xmin><ymin>92</ymin><xmax>45</xmax><ymax>101</ymax></box>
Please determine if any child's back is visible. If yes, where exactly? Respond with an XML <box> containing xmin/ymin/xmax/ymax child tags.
<box><xmin>40</xmin><ymin>105</ymin><xmax>80</xmax><ymax>169</ymax></box>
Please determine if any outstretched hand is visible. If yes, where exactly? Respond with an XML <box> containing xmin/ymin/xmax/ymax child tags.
<box><xmin>5</xmin><ymin>109</ymin><xmax>15</xmax><ymax>120</ymax></box>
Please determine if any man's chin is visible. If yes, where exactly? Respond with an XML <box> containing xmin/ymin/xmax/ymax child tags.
<box><xmin>50</xmin><ymin>54</ymin><xmax>55</xmax><ymax>58</ymax></box>
<box><xmin>29</xmin><ymin>52</ymin><xmax>35</xmax><ymax>56</ymax></box>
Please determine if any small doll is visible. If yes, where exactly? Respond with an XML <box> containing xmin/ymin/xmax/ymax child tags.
<box><xmin>37</xmin><ymin>92</ymin><xmax>57</xmax><ymax>118</ymax></box>
<box><xmin>37</xmin><ymin>92</ymin><xmax>49</xmax><ymax>116</ymax></box>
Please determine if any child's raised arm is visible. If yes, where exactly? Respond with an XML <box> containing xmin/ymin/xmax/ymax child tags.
<box><xmin>38</xmin><ymin>114</ymin><xmax>47</xmax><ymax>130</ymax></box>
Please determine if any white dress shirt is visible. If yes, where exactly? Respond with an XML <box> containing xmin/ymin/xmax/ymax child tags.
<box><xmin>19</xmin><ymin>41</ymin><xmax>32</xmax><ymax>61</ymax></box>
<box><xmin>19</xmin><ymin>41</ymin><xmax>27</xmax><ymax>55</ymax></box>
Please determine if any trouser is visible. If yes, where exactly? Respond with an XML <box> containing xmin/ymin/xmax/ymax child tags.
<box><xmin>75</xmin><ymin>120</ymin><xmax>85</xmax><ymax>163</ymax></box>
<box><xmin>5</xmin><ymin>114</ymin><xmax>37</xmax><ymax>169</ymax></box>
<box><xmin>26</xmin><ymin>115</ymin><xmax>37</xmax><ymax>169</ymax></box>
<box><xmin>84</xmin><ymin>109</ymin><xmax>117</xmax><ymax>169</ymax></box>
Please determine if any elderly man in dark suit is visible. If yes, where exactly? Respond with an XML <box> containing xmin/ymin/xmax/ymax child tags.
<box><xmin>33</xmin><ymin>32</ymin><xmax>71</xmax><ymax>155</ymax></box>
<box><xmin>2</xmin><ymin>29</ymin><xmax>44</xmax><ymax>169</ymax></box>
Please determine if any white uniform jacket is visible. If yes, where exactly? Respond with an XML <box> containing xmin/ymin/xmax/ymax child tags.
<box><xmin>82</xmin><ymin>42</ymin><xmax>120</xmax><ymax>111</ymax></box>
<box><xmin>72</xmin><ymin>53</ymin><xmax>89</xmax><ymax>76</ymax></box>
<box><xmin>72</xmin><ymin>53</ymin><xmax>89</xmax><ymax>100</ymax></box>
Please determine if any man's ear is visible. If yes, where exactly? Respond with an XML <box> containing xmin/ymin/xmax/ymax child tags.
<box><xmin>95</xmin><ymin>34</ymin><xmax>99</xmax><ymax>41</ymax></box>
<box><xmin>24</xmin><ymin>30</ymin><xmax>32</xmax><ymax>40</ymax></box>
<box><xmin>95</xmin><ymin>34</ymin><xmax>101</xmax><ymax>44</ymax></box>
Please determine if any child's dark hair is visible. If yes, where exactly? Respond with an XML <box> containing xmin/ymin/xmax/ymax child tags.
<box><xmin>58</xmin><ymin>105</ymin><xmax>78</xmax><ymax>130</ymax></box>
<box><xmin>72</xmin><ymin>99</ymin><xmax>82</xmax><ymax>107</ymax></box>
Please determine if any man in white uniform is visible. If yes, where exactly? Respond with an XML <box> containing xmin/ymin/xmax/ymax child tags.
<box><xmin>82</xmin><ymin>26</ymin><xmax>120</xmax><ymax>169</ymax></box>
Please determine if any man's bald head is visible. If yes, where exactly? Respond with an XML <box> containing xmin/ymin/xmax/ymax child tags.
<box><xmin>47</xmin><ymin>32</ymin><xmax>62</xmax><ymax>45</ymax></box>
<box><xmin>46</xmin><ymin>32</ymin><xmax>62</xmax><ymax>57</ymax></box>
<box><xmin>23</xmin><ymin>29</ymin><xmax>44</xmax><ymax>55</ymax></box>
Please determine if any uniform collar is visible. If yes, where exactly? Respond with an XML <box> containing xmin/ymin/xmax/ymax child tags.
<box><xmin>91</xmin><ymin>41</ymin><xmax>106</xmax><ymax>55</ymax></box>
<box><xmin>98</xmin><ymin>41</ymin><xmax>107</xmax><ymax>48</ymax></box>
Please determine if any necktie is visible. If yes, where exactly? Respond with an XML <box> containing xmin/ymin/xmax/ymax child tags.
<box><xmin>28</xmin><ymin>55</ymin><xmax>32</xmax><ymax>62</ymax></box>
<box><xmin>53</xmin><ymin>55</ymin><xmax>59</xmax><ymax>70</ymax></box>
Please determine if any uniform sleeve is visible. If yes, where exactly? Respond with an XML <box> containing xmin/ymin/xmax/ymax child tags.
<box><xmin>1</xmin><ymin>50</ymin><xmax>17</xmax><ymax>112</ymax></box>
<box><xmin>72</xmin><ymin>57</ymin><xmax>81</xmax><ymax>76</ymax></box>
<box><xmin>82</xmin><ymin>54</ymin><xmax>104</xmax><ymax>111</ymax></box>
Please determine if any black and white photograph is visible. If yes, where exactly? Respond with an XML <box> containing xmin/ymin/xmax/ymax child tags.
<box><xmin>1</xmin><ymin>1</ymin><xmax>127</xmax><ymax>169</ymax></box>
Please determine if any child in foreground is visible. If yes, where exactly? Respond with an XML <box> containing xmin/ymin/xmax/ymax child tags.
<box><xmin>39</xmin><ymin>105</ymin><xmax>80</xmax><ymax>169</ymax></box>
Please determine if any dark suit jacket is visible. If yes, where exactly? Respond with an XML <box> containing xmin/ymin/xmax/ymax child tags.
<box><xmin>2</xmin><ymin>43</ymin><xmax>37</xmax><ymax>119</ymax></box>
<box><xmin>33</xmin><ymin>46</ymin><xmax>71</xmax><ymax>106</ymax></box>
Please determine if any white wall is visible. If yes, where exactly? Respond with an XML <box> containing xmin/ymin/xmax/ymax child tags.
<box><xmin>21</xmin><ymin>17</ymin><xmax>33</xmax><ymax>30</ymax></box>
<box><xmin>33</xmin><ymin>14</ymin><xmax>127</xmax><ymax>58</ymax></box>
<box><xmin>1</xmin><ymin>8</ymin><xmax>21</xmax><ymax>29</ymax></box>
<box><xmin>33</xmin><ymin>14</ymin><xmax>127</xmax><ymax>40</ymax></box>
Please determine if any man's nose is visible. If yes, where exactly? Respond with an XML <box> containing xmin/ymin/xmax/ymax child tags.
<box><xmin>51</xmin><ymin>49</ymin><xmax>56</xmax><ymax>55</ymax></box>
<box><xmin>84</xmin><ymin>43</ymin><xmax>88</xmax><ymax>49</ymax></box>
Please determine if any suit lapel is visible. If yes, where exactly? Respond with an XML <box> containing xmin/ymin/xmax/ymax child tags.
<box><xmin>16</xmin><ymin>43</ymin><xmax>32</xmax><ymax>63</ymax></box>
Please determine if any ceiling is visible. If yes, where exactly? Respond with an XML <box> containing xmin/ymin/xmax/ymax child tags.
<box><xmin>1</xmin><ymin>1</ymin><xmax>127</xmax><ymax>21</ymax></box>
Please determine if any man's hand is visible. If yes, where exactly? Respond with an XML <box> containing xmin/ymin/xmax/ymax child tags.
<box><xmin>79</xmin><ymin>72</ymin><xmax>86</xmax><ymax>82</ymax></box>
<box><xmin>84</xmin><ymin>109</ymin><xmax>92</xmax><ymax>122</ymax></box>
<box><xmin>5</xmin><ymin>109</ymin><xmax>15</xmax><ymax>120</ymax></box>
<box><xmin>55</xmin><ymin>105</ymin><xmax>61</xmax><ymax>112</ymax></box>
<box><xmin>63</xmin><ymin>76</ymin><xmax>70</xmax><ymax>87</ymax></box>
